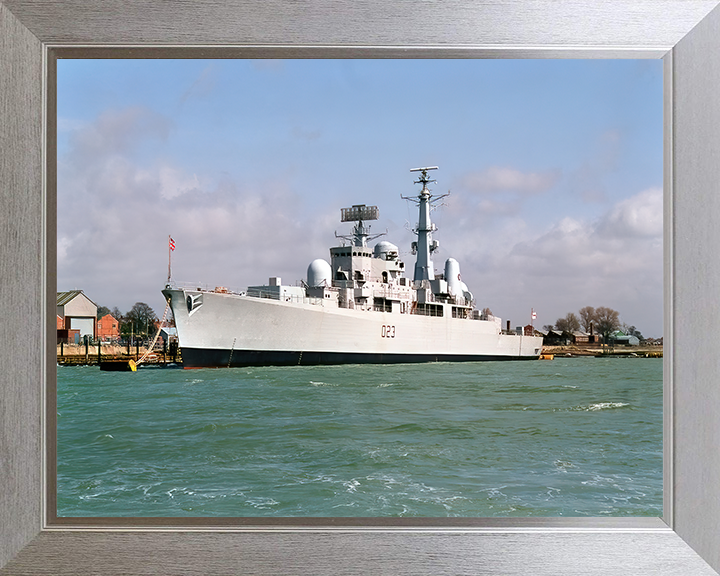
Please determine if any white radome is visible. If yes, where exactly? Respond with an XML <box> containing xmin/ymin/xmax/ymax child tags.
<box><xmin>374</xmin><ymin>241</ymin><xmax>399</xmax><ymax>260</ymax></box>
<box><xmin>307</xmin><ymin>258</ymin><xmax>332</xmax><ymax>287</ymax></box>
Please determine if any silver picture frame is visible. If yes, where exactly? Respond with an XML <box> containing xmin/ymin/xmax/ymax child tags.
<box><xmin>2</xmin><ymin>1</ymin><xmax>720</xmax><ymax>574</ymax></box>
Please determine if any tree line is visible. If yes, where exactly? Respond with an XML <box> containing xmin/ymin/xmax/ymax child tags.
<box><xmin>543</xmin><ymin>306</ymin><xmax>644</xmax><ymax>343</ymax></box>
<box><xmin>96</xmin><ymin>302</ymin><xmax>162</xmax><ymax>340</ymax></box>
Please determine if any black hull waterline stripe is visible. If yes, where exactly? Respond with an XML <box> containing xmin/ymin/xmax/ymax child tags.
<box><xmin>180</xmin><ymin>348</ymin><xmax>539</xmax><ymax>368</ymax></box>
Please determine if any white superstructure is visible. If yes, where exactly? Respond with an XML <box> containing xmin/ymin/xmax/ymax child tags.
<box><xmin>163</xmin><ymin>167</ymin><xmax>543</xmax><ymax>368</ymax></box>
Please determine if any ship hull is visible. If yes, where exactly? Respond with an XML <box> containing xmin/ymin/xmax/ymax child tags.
<box><xmin>180</xmin><ymin>347</ymin><xmax>540</xmax><ymax>368</ymax></box>
<box><xmin>163</xmin><ymin>288</ymin><xmax>543</xmax><ymax>368</ymax></box>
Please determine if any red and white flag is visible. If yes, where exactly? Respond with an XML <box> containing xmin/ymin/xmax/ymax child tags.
<box><xmin>169</xmin><ymin>237</ymin><xmax>176</xmax><ymax>251</ymax></box>
<box><xmin>531</xmin><ymin>309</ymin><xmax>537</xmax><ymax>320</ymax></box>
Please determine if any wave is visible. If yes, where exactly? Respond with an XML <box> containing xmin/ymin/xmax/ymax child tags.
<box><xmin>569</xmin><ymin>402</ymin><xmax>630</xmax><ymax>412</ymax></box>
<box><xmin>494</xmin><ymin>384</ymin><xmax>581</xmax><ymax>394</ymax></box>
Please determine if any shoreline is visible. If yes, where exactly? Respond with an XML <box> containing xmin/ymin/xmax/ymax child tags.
<box><xmin>542</xmin><ymin>344</ymin><xmax>663</xmax><ymax>358</ymax></box>
<box><xmin>56</xmin><ymin>343</ymin><xmax>663</xmax><ymax>367</ymax></box>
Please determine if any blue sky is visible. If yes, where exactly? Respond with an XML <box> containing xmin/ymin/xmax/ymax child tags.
<box><xmin>57</xmin><ymin>59</ymin><xmax>663</xmax><ymax>337</ymax></box>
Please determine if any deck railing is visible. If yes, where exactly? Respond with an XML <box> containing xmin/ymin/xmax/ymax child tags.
<box><xmin>245</xmin><ymin>288</ymin><xmax>323</xmax><ymax>306</ymax></box>
<box><xmin>170</xmin><ymin>282</ymin><xmax>323</xmax><ymax>306</ymax></box>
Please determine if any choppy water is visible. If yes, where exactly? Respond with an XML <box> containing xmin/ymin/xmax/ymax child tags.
<box><xmin>57</xmin><ymin>357</ymin><xmax>662</xmax><ymax>517</ymax></box>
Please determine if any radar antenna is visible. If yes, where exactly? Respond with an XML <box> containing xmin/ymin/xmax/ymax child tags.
<box><xmin>335</xmin><ymin>204</ymin><xmax>385</xmax><ymax>247</ymax></box>
<box><xmin>409</xmin><ymin>166</ymin><xmax>438</xmax><ymax>187</ymax></box>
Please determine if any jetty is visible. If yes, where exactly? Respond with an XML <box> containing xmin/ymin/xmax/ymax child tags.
<box><xmin>57</xmin><ymin>342</ymin><xmax>182</xmax><ymax>367</ymax></box>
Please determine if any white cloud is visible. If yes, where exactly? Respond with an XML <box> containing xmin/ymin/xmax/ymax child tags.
<box><xmin>567</xmin><ymin>129</ymin><xmax>623</xmax><ymax>204</ymax></box>
<box><xmin>597</xmin><ymin>188</ymin><xmax>663</xmax><ymax>238</ymax></box>
<box><xmin>57</xmin><ymin>117</ymin><xmax>86</xmax><ymax>133</ymax></box>
<box><xmin>461</xmin><ymin>166</ymin><xmax>561</xmax><ymax>195</ymax></box>
<box><xmin>429</xmin><ymin>187</ymin><xmax>663</xmax><ymax>337</ymax></box>
<box><xmin>57</xmin><ymin>236</ymin><xmax>73</xmax><ymax>265</ymax></box>
<box><xmin>155</xmin><ymin>164</ymin><xmax>203</xmax><ymax>199</ymax></box>
<box><xmin>442</xmin><ymin>166</ymin><xmax>561</xmax><ymax>223</ymax></box>
<box><xmin>57</xmin><ymin>108</ymin><xmax>663</xmax><ymax>336</ymax></box>
<box><xmin>66</xmin><ymin>107</ymin><xmax>171</xmax><ymax>163</ymax></box>
<box><xmin>57</xmin><ymin>107</ymin><xmax>335</xmax><ymax>316</ymax></box>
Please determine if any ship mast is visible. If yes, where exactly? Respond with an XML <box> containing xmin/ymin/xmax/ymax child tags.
<box><xmin>403</xmin><ymin>166</ymin><xmax>448</xmax><ymax>283</ymax></box>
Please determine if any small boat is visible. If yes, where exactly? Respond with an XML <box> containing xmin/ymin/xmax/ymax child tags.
<box><xmin>99</xmin><ymin>359</ymin><xmax>137</xmax><ymax>371</ymax></box>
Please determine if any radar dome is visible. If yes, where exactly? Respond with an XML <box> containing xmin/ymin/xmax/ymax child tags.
<box><xmin>445</xmin><ymin>258</ymin><xmax>462</xmax><ymax>295</ymax></box>
<box><xmin>374</xmin><ymin>241</ymin><xmax>399</xmax><ymax>260</ymax></box>
<box><xmin>307</xmin><ymin>259</ymin><xmax>332</xmax><ymax>287</ymax></box>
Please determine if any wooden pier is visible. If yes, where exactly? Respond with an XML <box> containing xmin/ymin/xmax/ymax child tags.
<box><xmin>57</xmin><ymin>342</ymin><xmax>181</xmax><ymax>367</ymax></box>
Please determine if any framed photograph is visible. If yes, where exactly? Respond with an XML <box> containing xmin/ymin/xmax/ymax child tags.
<box><xmin>2</xmin><ymin>1</ymin><xmax>720</xmax><ymax>574</ymax></box>
<box><xmin>52</xmin><ymin>57</ymin><xmax>664</xmax><ymax>521</ymax></box>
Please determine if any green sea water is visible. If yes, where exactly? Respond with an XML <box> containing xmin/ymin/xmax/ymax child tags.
<box><xmin>57</xmin><ymin>357</ymin><xmax>662</xmax><ymax>517</ymax></box>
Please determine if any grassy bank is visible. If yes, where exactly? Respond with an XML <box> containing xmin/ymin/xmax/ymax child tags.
<box><xmin>542</xmin><ymin>344</ymin><xmax>663</xmax><ymax>358</ymax></box>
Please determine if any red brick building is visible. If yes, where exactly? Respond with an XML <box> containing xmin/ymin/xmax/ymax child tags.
<box><xmin>97</xmin><ymin>314</ymin><xmax>120</xmax><ymax>342</ymax></box>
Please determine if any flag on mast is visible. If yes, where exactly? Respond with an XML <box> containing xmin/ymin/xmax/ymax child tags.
<box><xmin>168</xmin><ymin>235</ymin><xmax>175</xmax><ymax>283</ymax></box>
<box><xmin>531</xmin><ymin>309</ymin><xmax>537</xmax><ymax>320</ymax></box>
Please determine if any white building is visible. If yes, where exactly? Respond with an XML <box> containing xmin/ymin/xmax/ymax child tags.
<box><xmin>57</xmin><ymin>290</ymin><xmax>97</xmax><ymax>339</ymax></box>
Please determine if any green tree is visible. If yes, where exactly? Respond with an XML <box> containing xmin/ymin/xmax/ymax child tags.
<box><xmin>97</xmin><ymin>305</ymin><xmax>111</xmax><ymax>319</ymax></box>
<box><xmin>594</xmin><ymin>306</ymin><xmax>621</xmax><ymax>343</ymax></box>
<box><xmin>123</xmin><ymin>302</ymin><xmax>158</xmax><ymax>340</ymax></box>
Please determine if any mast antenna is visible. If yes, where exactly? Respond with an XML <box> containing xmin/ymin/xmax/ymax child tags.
<box><xmin>409</xmin><ymin>166</ymin><xmax>438</xmax><ymax>187</ymax></box>
<box><xmin>401</xmin><ymin>166</ymin><xmax>448</xmax><ymax>204</ymax></box>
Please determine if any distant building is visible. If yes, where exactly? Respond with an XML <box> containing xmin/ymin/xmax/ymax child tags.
<box><xmin>57</xmin><ymin>290</ymin><xmax>97</xmax><ymax>339</ymax></box>
<box><xmin>523</xmin><ymin>324</ymin><xmax>543</xmax><ymax>337</ymax></box>
<box><xmin>56</xmin><ymin>313</ymin><xmax>80</xmax><ymax>344</ymax></box>
<box><xmin>609</xmin><ymin>330</ymin><xmax>640</xmax><ymax>347</ymax></box>
<box><xmin>543</xmin><ymin>329</ymin><xmax>569</xmax><ymax>346</ymax></box>
<box><xmin>571</xmin><ymin>331</ymin><xmax>590</xmax><ymax>345</ymax></box>
<box><xmin>97</xmin><ymin>314</ymin><xmax>120</xmax><ymax>342</ymax></box>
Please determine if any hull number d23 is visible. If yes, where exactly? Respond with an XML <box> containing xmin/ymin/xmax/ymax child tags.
<box><xmin>381</xmin><ymin>325</ymin><xmax>396</xmax><ymax>338</ymax></box>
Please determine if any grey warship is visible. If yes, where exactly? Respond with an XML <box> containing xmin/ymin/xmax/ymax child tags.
<box><xmin>162</xmin><ymin>167</ymin><xmax>543</xmax><ymax>368</ymax></box>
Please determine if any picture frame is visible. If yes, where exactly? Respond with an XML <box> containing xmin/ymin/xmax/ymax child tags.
<box><xmin>2</xmin><ymin>1</ymin><xmax>720</xmax><ymax>573</ymax></box>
